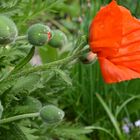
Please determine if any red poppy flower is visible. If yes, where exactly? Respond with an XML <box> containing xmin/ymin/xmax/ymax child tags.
<box><xmin>89</xmin><ymin>0</ymin><xmax>140</xmax><ymax>83</ymax></box>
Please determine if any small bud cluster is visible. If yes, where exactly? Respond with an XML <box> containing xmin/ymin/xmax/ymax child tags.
<box><xmin>0</xmin><ymin>15</ymin><xmax>67</xmax><ymax>49</ymax></box>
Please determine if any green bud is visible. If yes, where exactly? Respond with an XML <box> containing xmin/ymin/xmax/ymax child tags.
<box><xmin>25</xmin><ymin>96</ymin><xmax>42</xmax><ymax>112</ymax></box>
<box><xmin>48</xmin><ymin>30</ymin><xmax>67</xmax><ymax>48</ymax></box>
<box><xmin>17</xmin><ymin>96</ymin><xmax>42</xmax><ymax>114</ymax></box>
<box><xmin>40</xmin><ymin>105</ymin><xmax>64</xmax><ymax>124</ymax></box>
<box><xmin>0</xmin><ymin>101</ymin><xmax>3</xmax><ymax>119</ymax></box>
<box><xmin>0</xmin><ymin>15</ymin><xmax>18</xmax><ymax>44</ymax></box>
<box><xmin>27</xmin><ymin>23</ymin><xmax>51</xmax><ymax>46</ymax></box>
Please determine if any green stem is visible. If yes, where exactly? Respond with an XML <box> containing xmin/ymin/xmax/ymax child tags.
<box><xmin>9</xmin><ymin>54</ymin><xmax>77</xmax><ymax>80</ymax></box>
<box><xmin>0</xmin><ymin>112</ymin><xmax>39</xmax><ymax>125</ymax></box>
<box><xmin>3</xmin><ymin>46</ymin><xmax>90</xmax><ymax>82</ymax></box>
<box><xmin>48</xmin><ymin>18</ymin><xmax>70</xmax><ymax>35</ymax></box>
<box><xmin>15</xmin><ymin>36</ymin><xmax>27</xmax><ymax>41</ymax></box>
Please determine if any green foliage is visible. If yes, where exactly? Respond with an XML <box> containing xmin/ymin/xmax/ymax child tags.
<box><xmin>39</xmin><ymin>122</ymin><xmax>92</xmax><ymax>140</ymax></box>
<box><xmin>0</xmin><ymin>1</ymin><xmax>89</xmax><ymax>138</ymax></box>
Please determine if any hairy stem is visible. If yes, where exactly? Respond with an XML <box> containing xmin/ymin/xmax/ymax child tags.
<box><xmin>0</xmin><ymin>112</ymin><xmax>39</xmax><ymax>125</ymax></box>
<box><xmin>5</xmin><ymin>45</ymin><xmax>90</xmax><ymax>81</ymax></box>
<box><xmin>15</xmin><ymin>36</ymin><xmax>27</xmax><ymax>41</ymax></box>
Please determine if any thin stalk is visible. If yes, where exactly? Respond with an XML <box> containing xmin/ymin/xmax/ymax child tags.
<box><xmin>48</xmin><ymin>18</ymin><xmax>70</xmax><ymax>35</ymax></box>
<box><xmin>0</xmin><ymin>112</ymin><xmax>39</xmax><ymax>125</ymax></box>
<box><xmin>15</xmin><ymin>36</ymin><xmax>27</xmax><ymax>41</ymax></box>
<box><xmin>2</xmin><ymin>45</ymin><xmax>90</xmax><ymax>83</ymax></box>
<box><xmin>9</xmin><ymin>54</ymin><xmax>78</xmax><ymax>80</ymax></box>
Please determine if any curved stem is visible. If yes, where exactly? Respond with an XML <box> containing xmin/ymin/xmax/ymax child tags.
<box><xmin>8</xmin><ymin>54</ymin><xmax>77</xmax><ymax>81</ymax></box>
<box><xmin>85</xmin><ymin>126</ymin><xmax>117</xmax><ymax>140</ymax></box>
<box><xmin>0</xmin><ymin>112</ymin><xmax>39</xmax><ymax>125</ymax></box>
<box><xmin>3</xmin><ymin>46</ymin><xmax>90</xmax><ymax>82</ymax></box>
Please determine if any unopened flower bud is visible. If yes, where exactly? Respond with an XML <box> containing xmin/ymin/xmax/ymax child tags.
<box><xmin>80</xmin><ymin>51</ymin><xmax>97</xmax><ymax>64</ymax></box>
<box><xmin>39</xmin><ymin>105</ymin><xmax>64</xmax><ymax>124</ymax></box>
<box><xmin>48</xmin><ymin>30</ymin><xmax>67</xmax><ymax>48</ymax></box>
<box><xmin>0</xmin><ymin>15</ymin><xmax>18</xmax><ymax>44</ymax></box>
<box><xmin>27</xmin><ymin>23</ymin><xmax>51</xmax><ymax>46</ymax></box>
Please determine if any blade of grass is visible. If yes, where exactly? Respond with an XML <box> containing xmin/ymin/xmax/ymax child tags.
<box><xmin>11</xmin><ymin>46</ymin><xmax>35</xmax><ymax>74</ymax></box>
<box><xmin>115</xmin><ymin>95</ymin><xmax>140</xmax><ymax>118</ymax></box>
<box><xmin>85</xmin><ymin>126</ymin><xmax>117</xmax><ymax>140</ymax></box>
<box><xmin>96</xmin><ymin>93</ymin><xmax>124</xmax><ymax>140</ymax></box>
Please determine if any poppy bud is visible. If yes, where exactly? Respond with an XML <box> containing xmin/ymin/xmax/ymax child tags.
<box><xmin>16</xmin><ymin>96</ymin><xmax>42</xmax><ymax>114</ymax></box>
<box><xmin>0</xmin><ymin>15</ymin><xmax>18</xmax><ymax>44</ymax></box>
<box><xmin>25</xmin><ymin>96</ymin><xmax>42</xmax><ymax>112</ymax></box>
<box><xmin>80</xmin><ymin>51</ymin><xmax>97</xmax><ymax>64</ymax></box>
<box><xmin>27</xmin><ymin>23</ymin><xmax>51</xmax><ymax>46</ymax></box>
<box><xmin>0</xmin><ymin>101</ymin><xmax>3</xmax><ymax>119</ymax></box>
<box><xmin>39</xmin><ymin>105</ymin><xmax>64</xmax><ymax>124</ymax></box>
<box><xmin>48</xmin><ymin>30</ymin><xmax>67</xmax><ymax>48</ymax></box>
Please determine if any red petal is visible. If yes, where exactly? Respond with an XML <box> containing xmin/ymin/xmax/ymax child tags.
<box><xmin>89</xmin><ymin>0</ymin><xmax>140</xmax><ymax>83</ymax></box>
<box><xmin>99</xmin><ymin>57</ymin><xmax>140</xmax><ymax>83</ymax></box>
<box><xmin>89</xmin><ymin>0</ymin><xmax>122</xmax><ymax>56</ymax></box>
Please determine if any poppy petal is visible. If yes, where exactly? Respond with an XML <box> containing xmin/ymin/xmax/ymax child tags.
<box><xmin>89</xmin><ymin>0</ymin><xmax>140</xmax><ymax>83</ymax></box>
<box><xmin>99</xmin><ymin>57</ymin><xmax>140</xmax><ymax>83</ymax></box>
<box><xmin>89</xmin><ymin>0</ymin><xmax>122</xmax><ymax>56</ymax></box>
